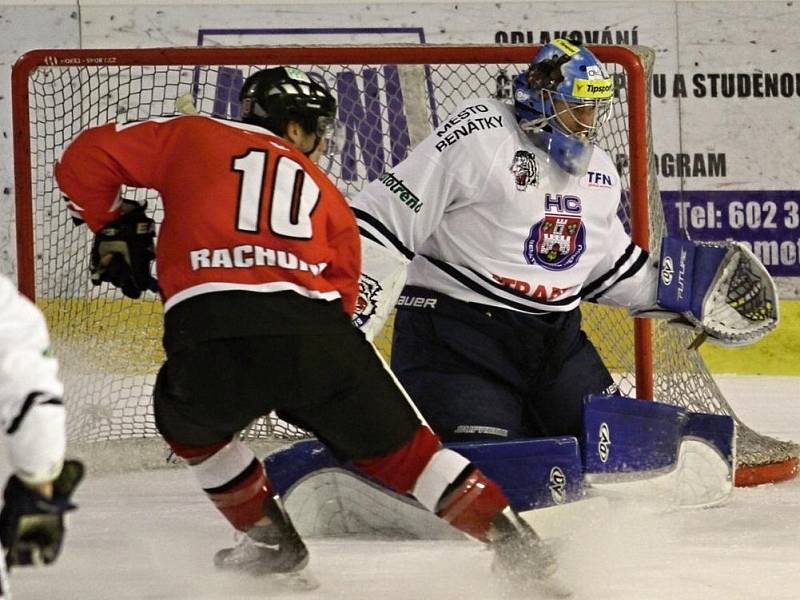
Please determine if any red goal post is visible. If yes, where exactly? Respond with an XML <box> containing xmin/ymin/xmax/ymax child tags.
<box><xmin>10</xmin><ymin>45</ymin><xmax>798</xmax><ymax>485</ymax></box>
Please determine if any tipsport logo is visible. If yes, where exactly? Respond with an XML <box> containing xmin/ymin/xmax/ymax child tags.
<box><xmin>572</xmin><ymin>77</ymin><xmax>614</xmax><ymax>99</ymax></box>
<box><xmin>206</xmin><ymin>66</ymin><xmax>427</xmax><ymax>182</ymax></box>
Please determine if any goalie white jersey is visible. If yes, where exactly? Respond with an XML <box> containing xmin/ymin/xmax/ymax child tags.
<box><xmin>352</xmin><ymin>98</ymin><xmax>657</xmax><ymax>314</ymax></box>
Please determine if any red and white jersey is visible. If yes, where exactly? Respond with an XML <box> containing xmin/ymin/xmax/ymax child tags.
<box><xmin>55</xmin><ymin>116</ymin><xmax>360</xmax><ymax>315</ymax></box>
<box><xmin>351</xmin><ymin>98</ymin><xmax>658</xmax><ymax>314</ymax></box>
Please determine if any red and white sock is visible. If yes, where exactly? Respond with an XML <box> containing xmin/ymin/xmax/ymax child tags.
<box><xmin>352</xmin><ymin>425</ymin><xmax>510</xmax><ymax>542</ymax></box>
<box><xmin>170</xmin><ymin>439</ymin><xmax>269</xmax><ymax>531</ymax></box>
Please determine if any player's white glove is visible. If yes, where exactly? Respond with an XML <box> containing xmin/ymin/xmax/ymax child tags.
<box><xmin>634</xmin><ymin>237</ymin><xmax>779</xmax><ymax>347</ymax></box>
<box><xmin>352</xmin><ymin>237</ymin><xmax>409</xmax><ymax>342</ymax></box>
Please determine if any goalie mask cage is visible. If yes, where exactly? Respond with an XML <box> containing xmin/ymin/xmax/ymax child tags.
<box><xmin>12</xmin><ymin>45</ymin><xmax>798</xmax><ymax>485</ymax></box>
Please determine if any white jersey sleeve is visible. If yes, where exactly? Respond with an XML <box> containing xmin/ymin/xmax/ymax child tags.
<box><xmin>595</xmin><ymin>255</ymin><xmax>660</xmax><ymax>312</ymax></box>
<box><xmin>0</xmin><ymin>275</ymin><xmax>65</xmax><ymax>485</ymax></box>
<box><xmin>580</xmin><ymin>211</ymin><xmax>658</xmax><ymax>311</ymax></box>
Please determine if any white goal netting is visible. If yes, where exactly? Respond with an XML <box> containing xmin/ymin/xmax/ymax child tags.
<box><xmin>14</xmin><ymin>46</ymin><xmax>798</xmax><ymax>482</ymax></box>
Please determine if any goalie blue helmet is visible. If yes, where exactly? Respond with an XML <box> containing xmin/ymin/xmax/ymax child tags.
<box><xmin>513</xmin><ymin>39</ymin><xmax>614</xmax><ymax>174</ymax></box>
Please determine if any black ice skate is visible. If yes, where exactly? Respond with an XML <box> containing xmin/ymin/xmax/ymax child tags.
<box><xmin>214</xmin><ymin>493</ymin><xmax>312</xmax><ymax>583</ymax></box>
<box><xmin>489</xmin><ymin>507</ymin><xmax>571</xmax><ymax>598</ymax></box>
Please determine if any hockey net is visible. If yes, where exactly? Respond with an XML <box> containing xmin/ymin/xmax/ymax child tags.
<box><xmin>12</xmin><ymin>45</ymin><xmax>798</xmax><ymax>484</ymax></box>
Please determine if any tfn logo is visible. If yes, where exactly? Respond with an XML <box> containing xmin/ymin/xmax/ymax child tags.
<box><xmin>587</xmin><ymin>171</ymin><xmax>613</xmax><ymax>186</ymax></box>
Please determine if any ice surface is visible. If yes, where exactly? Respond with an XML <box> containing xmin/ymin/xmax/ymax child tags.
<box><xmin>9</xmin><ymin>375</ymin><xmax>800</xmax><ymax>599</ymax></box>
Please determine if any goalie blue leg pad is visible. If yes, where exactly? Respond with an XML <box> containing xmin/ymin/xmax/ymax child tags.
<box><xmin>583</xmin><ymin>394</ymin><xmax>687</xmax><ymax>474</ymax></box>
<box><xmin>265</xmin><ymin>437</ymin><xmax>584</xmax><ymax>512</ymax></box>
<box><xmin>446</xmin><ymin>437</ymin><xmax>583</xmax><ymax>510</ymax></box>
<box><xmin>264</xmin><ymin>440</ymin><xmax>337</xmax><ymax>497</ymax></box>
<box><xmin>583</xmin><ymin>394</ymin><xmax>735</xmax><ymax>475</ymax></box>
<box><xmin>684</xmin><ymin>412</ymin><xmax>735</xmax><ymax>466</ymax></box>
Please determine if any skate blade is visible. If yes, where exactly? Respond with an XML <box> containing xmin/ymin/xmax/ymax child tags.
<box><xmin>270</xmin><ymin>569</ymin><xmax>320</xmax><ymax>592</ymax></box>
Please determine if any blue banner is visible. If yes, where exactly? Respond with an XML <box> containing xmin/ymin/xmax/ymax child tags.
<box><xmin>662</xmin><ymin>190</ymin><xmax>800</xmax><ymax>276</ymax></box>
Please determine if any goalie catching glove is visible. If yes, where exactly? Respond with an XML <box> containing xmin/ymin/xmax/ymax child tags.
<box><xmin>637</xmin><ymin>237</ymin><xmax>779</xmax><ymax>347</ymax></box>
<box><xmin>91</xmin><ymin>199</ymin><xmax>158</xmax><ymax>299</ymax></box>
<box><xmin>0</xmin><ymin>460</ymin><xmax>84</xmax><ymax>568</ymax></box>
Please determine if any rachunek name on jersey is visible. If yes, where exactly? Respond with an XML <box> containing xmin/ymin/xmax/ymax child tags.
<box><xmin>189</xmin><ymin>244</ymin><xmax>328</xmax><ymax>276</ymax></box>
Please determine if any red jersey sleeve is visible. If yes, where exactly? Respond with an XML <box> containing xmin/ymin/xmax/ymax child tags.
<box><xmin>55</xmin><ymin>120</ymin><xmax>168</xmax><ymax>231</ymax></box>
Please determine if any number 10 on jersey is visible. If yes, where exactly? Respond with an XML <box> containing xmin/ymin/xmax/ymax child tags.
<box><xmin>233</xmin><ymin>149</ymin><xmax>320</xmax><ymax>239</ymax></box>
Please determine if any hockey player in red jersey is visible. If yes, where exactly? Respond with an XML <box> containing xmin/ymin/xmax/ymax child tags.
<box><xmin>55</xmin><ymin>66</ymin><xmax>559</xmax><ymax>590</ymax></box>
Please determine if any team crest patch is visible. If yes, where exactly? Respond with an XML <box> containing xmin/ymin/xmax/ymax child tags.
<box><xmin>352</xmin><ymin>274</ymin><xmax>383</xmax><ymax>329</ymax></box>
<box><xmin>510</xmin><ymin>150</ymin><xmax>539</xmax><ymax>190</ymax></box>
<box><xmin>525</xmin><ymin>214</ymin><xmax>586</xmax><ymax>270</ymax></box>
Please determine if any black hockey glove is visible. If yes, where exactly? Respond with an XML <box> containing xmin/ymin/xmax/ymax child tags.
<box><xmin>0</xmin><ymin>460</ymin><xmax>84</xmax><ymax>568</ymax></box>
<box><xmin>91</xmin><ymin>199</ymin><xmax>158</xmax><ymax>299</ymax></box>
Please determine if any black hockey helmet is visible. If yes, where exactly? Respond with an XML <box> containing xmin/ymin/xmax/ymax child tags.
<box><xmin>238</xmin><ymin>66</ymin><xmax>336</xmax><ymax>139</ymax></box>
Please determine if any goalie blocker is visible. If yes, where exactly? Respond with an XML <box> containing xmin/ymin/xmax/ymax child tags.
<box><xmin>641</xmin><ymin>237</ymin><xmax>779</xmax><ymax>346</ymax></box>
